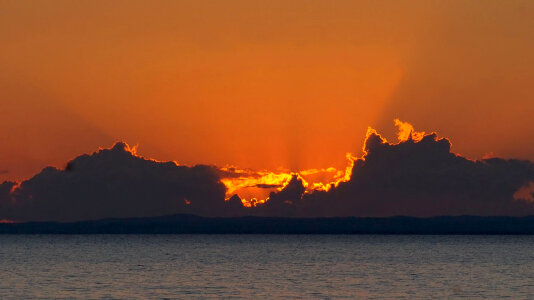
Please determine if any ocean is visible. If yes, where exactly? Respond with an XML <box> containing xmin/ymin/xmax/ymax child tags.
<box><xmin>1</xmin><ymin>235</ymin><xmax>533</xmax><ymax>299</ymax></box>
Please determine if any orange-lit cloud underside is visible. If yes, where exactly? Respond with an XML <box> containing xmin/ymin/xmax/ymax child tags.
<box><xmin>220</xmin><ymin>162</ymin><xmax>351</xmax><ymax>207</ymax></box>
<box><xmin>221</xmin><ymin>119</ymin><xmax>425</xmax><ymax>206</ymax></box>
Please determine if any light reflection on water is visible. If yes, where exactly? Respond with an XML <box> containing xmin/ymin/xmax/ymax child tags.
<box><xmin>1</xmin><ymin>235</ymin><xmax>533</xmax><ymax>299</ymax></box>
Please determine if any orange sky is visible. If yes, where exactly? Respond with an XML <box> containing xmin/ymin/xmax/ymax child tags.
<box><xmin>1</xmin><ymin>0</ymin><xmax>534</xmax><ymax>182</ymax></box>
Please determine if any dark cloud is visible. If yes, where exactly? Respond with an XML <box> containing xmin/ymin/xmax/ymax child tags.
<box><xmin>253</xmin><ymin>175</ymin><xmax>306</xmax><ymax>217</ymax></box>
<box><xmin>253</xmin><ymin>183</ymin><xmax>284</xmax><ymax>189</ymax></box>
<box><xmin>0</xmin><ymin>142</ymin><xmax>235</xmax><ymax>222</ymax></box>
<box><xmin>2</xmin><ymin>124</ymin><xmax>534</xmax><ymax>222</ymax></box>
<box><xmin>265</xmin><ymin>131</ymin><xmax>534</xmax><ymax>217</ymax></box>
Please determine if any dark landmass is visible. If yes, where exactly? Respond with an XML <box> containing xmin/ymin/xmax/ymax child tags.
<box><xmin>2</xmin><ymin>215</ymin><xmax>534</xmax><ymax>234</ymax></box>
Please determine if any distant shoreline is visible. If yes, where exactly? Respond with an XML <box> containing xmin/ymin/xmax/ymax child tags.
<box><xmin>2</xmin><ymin>215</ymin><xmax>534</xmax><ymax>234</ymax></box>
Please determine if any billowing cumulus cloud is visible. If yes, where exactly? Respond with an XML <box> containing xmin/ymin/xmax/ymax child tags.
<box><xmin>2</xmin><ymin>121</ymin><xmax>534</xmax><ymax>222</ymax></box>
<box><xmin>264</xmin><ymin>125</ymin><xmax>534</xmax><ymax>217</ymax></box>
<box><xmin>0</xmin><ymin>143</ymin><xmax>232</xmax><ymax>222</ymax></box>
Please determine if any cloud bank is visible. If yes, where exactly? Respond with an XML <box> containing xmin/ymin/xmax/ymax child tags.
<box><xmin>0</xmin><ymin>143</ymin><xmax>233</xmax><ymax>222</ymax></box>
<box><xmin>2</xmin><ymin>121</ymin><xmax>534</xmax><ymax>221</ymax></box>
<box><xmin>268</xmin><ymin>127</ymin><xmax>534</xmax><ymax>217</ymax></box>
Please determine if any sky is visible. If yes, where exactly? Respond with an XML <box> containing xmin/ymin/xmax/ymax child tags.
<box><xmin>1</xmin><ymin>0</ymin><xmax>534</xmax><ymax>186</ymax></box>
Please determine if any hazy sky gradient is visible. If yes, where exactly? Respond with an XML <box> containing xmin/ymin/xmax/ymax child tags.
<box><xmin>1</xmin><ymin>0</ymin><xmax>533</xmax><ymax>181</ymax></box>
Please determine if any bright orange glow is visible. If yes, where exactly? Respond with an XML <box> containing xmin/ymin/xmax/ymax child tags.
<box><xmin>394</xmin><ymin>119</ymin><xmax>426</xmax><ymax>142</ymax></box>
<box><xmin>220</xmin><ymin>169</ymin><xmax>294</xmax><ymax>205</ymax></box>
<box><xmin>220</xmin><ymin>158</ymin><xmax>355</xmax><ymax>206</ymax></box>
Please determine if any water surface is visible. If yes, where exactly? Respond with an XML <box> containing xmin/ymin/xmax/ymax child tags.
<box><xmin>1</xmin><ymin>235</ymin><xmax>533</xmax><ymax>299</ymax></box>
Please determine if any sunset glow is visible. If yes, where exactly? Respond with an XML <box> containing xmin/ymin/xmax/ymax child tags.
<box><xmin>1</xmin><ymin>1</ymin><xmax>534</xmax><ymax>221</ymax></box>
<box><xmin>220</xmin><ymin>120</ymin><xmax>432</xmax><ymax>205</ymax></box>
<box><xmin>2</xmin><ymin>1</ymin><xmax>534</xmax><ymax>186</ymax></box>
<box><xmin>220</xmin><ymin>163</ymin><xmax>352</xmax><ymax>207</ymax></box>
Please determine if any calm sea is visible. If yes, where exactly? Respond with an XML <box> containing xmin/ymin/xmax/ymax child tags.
<box><xmin>0</xmin><ymin>235</ymin><xmax>533</xmax><ymax>299</ymax></box>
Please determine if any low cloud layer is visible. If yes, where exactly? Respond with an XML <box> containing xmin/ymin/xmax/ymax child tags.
<box><xmin>0</xmin><ymin>143</ymin><xmax>232</xmax><ymax>222</ymax></box>
<box><xmin>264</xmin><ymin>128</ymin><xmax>534</xmax><ymax>217</ymax></box>
<box><xmin>2</xmin><ymin>121</ymin><xmax>534</xmax><ymax>221</ymax></box>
